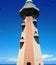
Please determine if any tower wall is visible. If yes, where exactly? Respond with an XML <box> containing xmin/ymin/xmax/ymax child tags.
<box><xmin>17</xmin><ymin>16</ymin><xmax>43</xmax><ymax>65</ymax></box>
<box><xmin>17</xmin><ymin>1</ymin><xmax>43</xmax><ymax>65</ymax></box>
<box><xmin>32</xmin><ymin>18</ymin><xmax>43</xmax><ymax>65</ymax></box>
<box><xmin>24</xmin><ymin>16</ymin><xmax>34</xmax><ymax>65</ymax></box>
<box><xmin>17</xmin><ymin>21</ymin><xmax>26</xmax><ymax>65</ymax></box>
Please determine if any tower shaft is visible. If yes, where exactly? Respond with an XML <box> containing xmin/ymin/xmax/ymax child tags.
<box><xmin>17</xmin><ymin>1</ymin><xmax>43</xmax><ymax>65</ymax></box>
<box><xmin>24</xmin><ymin>16</ymin><xmax>34</xmax><ymax>65</ymax></box>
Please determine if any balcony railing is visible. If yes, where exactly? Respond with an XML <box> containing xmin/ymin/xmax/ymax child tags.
<box><xmin>33</xmin><ymin>31</ymin><xmax>39</xmax><ymax>44</ymax></box>
<box><xmin>20</xmin><ymin>37</ymin><xmax>24</xmax><ymax>49</ymax></box>
<box><xmin>20</xmin><ymin>37</ymin><xmax>24</xmax><ymax>43</ymax></box>
<box><xmin>33</xmin><ymin>18</ymin><xmax>37</xmax><ymax>21</ymax></box>
<box><xmin>34</xmin><ymin>33</ymin><xmax>37</xmax><ymax>37</ymax></box>
<box><xmin>34</xmin><ymin>31</ymin><xmax>39</xmax><ymax>38</ymax></box>
<box><xmin>33</xmin><ymin>19</ymin><xmax>37</xmax><ymax>23</ymax></box>
<box><xmin>21</xmin><ymin>22</ymin><xmax>25</xmax><ymax>27</ymax></box>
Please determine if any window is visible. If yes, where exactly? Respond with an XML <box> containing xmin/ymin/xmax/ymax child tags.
<box><xmin>35</xmin><ymin>36</ymin><xmax>39</xmax><ymax>44</ymax></box>
<box><xmin>27</xmin><ymin>62</ymin><xmax>31</xmax><ymax>65</ymax></box>
<box><xmin>33</xmin><ymin>21</ymin><xmax>37</xmax><ymax>28</ymax></box>
<box><xmin>39</xmin><ymin>63</ymin><xmax>41</xmax><ymax>65</ymax></box>
<box><xmin>22</xmin><ymin>22</ymin><xmax>25</xmax><ymax>31</ymax></box>
<box><xmin>20</xmin><ymin>42</ymin><xmax>24</xmax><ymax>49</ymax></box>
<box><xmin>20</xmin><ymin>37</ymin><xmax>24</xmax><ymax>49</ymax></box>
<box><xmin>34</xmin><ymin>31</ymin><xmax>39</xmax><ymax>44</ymax></box>
<box><xmin>21</xmin><ymin>37</ymin><xmax>24</xmax><ymax>39</ymax></box>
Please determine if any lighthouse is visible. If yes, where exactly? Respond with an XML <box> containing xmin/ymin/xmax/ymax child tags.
<box><xmin>17</xmin><ymin>0</ymin><xmax>43</xmax><ymax>65</ymax></box>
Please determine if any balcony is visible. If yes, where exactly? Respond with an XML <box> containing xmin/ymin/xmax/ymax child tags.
<box><xmin>21</xmin><ymin>22</ymin><xmax>26</xmax><ymax>31</ymax></box>
<box><xmin>33</xmin><ymin>19</ymin><xmax>37</xmax><ymax>28</ymax></box>
<box><xmin>34</xmin><ymin>33</ymin><xmax>38</xmax><ymax>38</ymax></box>
<box><xmin>33</xmin><ymin>19</ymin><xmax>37</xmax><ymax>23</ymax></box>
<box><xmin>20</xmin><ymin>39</ymin><xmax>24</xmax><ymax>43</ymax></box>
<box><xmin>34</xmin><ymin>31</ymin><xmax>39</xmax><ymax>44</ymax></box>
<box><xmin>34</xmin><ymin>31</ymin><xmax>39</xmax><ymax>38</ymax></box>
<box><xmin>20</xmin><ymin>37</ymin><xmax>24</xmax><ymax>49</ymax></box>
<box><xmin>21</xmin><ymin>22</ymin><xmax>25</xmax><ymax>27</ymax></box>
<box><xmin>20</xmin><ymin>37</ymin><xmax>24</xmax><ymax>43</ymax></box>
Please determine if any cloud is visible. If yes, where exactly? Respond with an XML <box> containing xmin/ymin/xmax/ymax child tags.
<box><xmin>0</xmin><ymin>58</ymin><xmax>17</xmax><ymax>64</ymax></box>
<box><xmin>47</xmin><ymin>57</ymin><xmax>56</xmax><ymax>61</ymax></box>
<box><xmin>6</xmin><ymin>58</ymin><xmax>17</xmax><ymax>62</ymax></box>
<box><xmin>0</xmin><ymin>54</ymin><xmax>56</xmax><ymax>64</ymax></box>
<box><xmin>42</xmin><ymin>54</ymin><xmax>56</xmax><ymax>64</ymax></box>
<box><xmin>42</xmin><ymin>54</ymin><xmax>53</xmax><ymax>59</ymax></box>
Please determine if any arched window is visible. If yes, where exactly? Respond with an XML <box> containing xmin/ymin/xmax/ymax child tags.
<box><xmin>27</xmin><ymin>62</ymin><xmax>31</xmax><ymax>65</ymax></box>
<box><xmin>39</xmin><ymin>63</ymin><xmax>41</xmax><ymax>65</ymax></box>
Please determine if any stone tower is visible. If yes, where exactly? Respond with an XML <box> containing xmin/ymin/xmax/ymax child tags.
<box><xmin>17</xmin><ymin>0</ymin><xmax>43</xmax><ymax>65</ymax></box>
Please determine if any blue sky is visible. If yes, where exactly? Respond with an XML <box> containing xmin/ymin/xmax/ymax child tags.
<box><xmin>0</xmin><ymin>0</ymin><xmax>56</xmax><ymax>64</ymax></box>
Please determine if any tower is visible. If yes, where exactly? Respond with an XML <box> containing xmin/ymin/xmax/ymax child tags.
<box><xmin>17</xmin><ymin>0</ymin><xmax>43</xmax><ymax>65</ymax></box>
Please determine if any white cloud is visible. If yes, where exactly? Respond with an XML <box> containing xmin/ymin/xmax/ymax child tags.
<box><xmin>6</xmin><ymin>58</ymin><xmax>17</xmax><ymax>62</ymax></box>
<box><xmin>42</xmin><ymin>54</ymin><xmax>53</xmax><ymax>59</ymax></box>
<box><xmin>47</xmin><ymin>57</ymin><xmax>56</xmax><ymax>61</ymax></box>
<box><xmin>0</xmin><ymin>58</ymin><xmax>17</xmax><ymax>63</ymax></box>
<box><xmin>42</xmin><ymin>54</ymin><xmax>56</xmax><ymax>63</ymax></box>
<box><xmin>0</xmin><ymin>54</ymin><xmax>56</xmax><ymax>64</ymax></box>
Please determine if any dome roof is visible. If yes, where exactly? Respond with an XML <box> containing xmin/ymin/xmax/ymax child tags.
<box><xmin>19</xmin><ymin>1</ymin><xmax>39</xmax><ymax>12</ymax></box>
<box><xmin>19</xmin><ymin>1</ymin><xmax>39</xmax><ymax>19</ymax></box>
